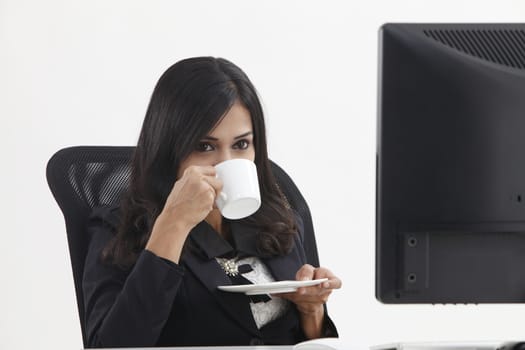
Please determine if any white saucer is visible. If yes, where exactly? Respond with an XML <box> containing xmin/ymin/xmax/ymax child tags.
<box><xmin>217</xmin><ymin>278</ymin><xmax>328</xmax><ymax>295</ymax></box>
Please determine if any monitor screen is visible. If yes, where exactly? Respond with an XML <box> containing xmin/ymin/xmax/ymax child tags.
<box><xmin>376</xmin><ymin>23</ymin><xmax>525</xmax><ymax>303</ymax></box>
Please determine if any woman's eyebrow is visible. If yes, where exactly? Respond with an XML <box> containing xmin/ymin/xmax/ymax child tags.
<box><xmin>234</xmin><ymin>131</ymin><xmax>253</xmax><ymax>140</ymax></box>
<box><xmin>202</xmin><ymin>131</ymin><xmax>253</xmax><ymax>141</ymax></box>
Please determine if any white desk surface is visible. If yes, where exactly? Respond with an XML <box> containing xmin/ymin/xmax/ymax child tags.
<box><xmin>95</xmin><ymin>347</ymin><xmax>292</xmax><ymax>350</ymax></box>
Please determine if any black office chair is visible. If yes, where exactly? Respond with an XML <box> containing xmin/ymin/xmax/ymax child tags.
<box><xmin>46</xmin><ymin>146</ymin><xmax>321</xmax><ymax>347</ymax></box>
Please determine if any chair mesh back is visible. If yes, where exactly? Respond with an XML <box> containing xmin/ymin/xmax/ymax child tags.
<box><xmin>46</xmin><ymin>146</ymin><xmax>134</xmax><ymax>346</ymax></box>
<box><xmin>68</xmin><ymin>161</ymin><xmax>130</xmax><ymax>208</ymax></box>
<box><xmin>46</xmin><ymin>146</ymin><xmax>319</xmax><ymax>347</ymax></box>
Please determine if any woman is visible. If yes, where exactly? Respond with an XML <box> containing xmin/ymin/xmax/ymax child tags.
<box><xmin>83</xmin><ymin>57</ymin><xmax>342</xmax><ymax>347</ymax></box>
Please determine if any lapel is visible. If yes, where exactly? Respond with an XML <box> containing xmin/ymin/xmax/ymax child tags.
<box><xmin>263</xmin><ymin>238</ymin><xmax>305</xmax><ymax>281</ymax></box>
<box><xmin>181</xmin><ymin>220</ymin><xmax>307</xmax><ymax>336</ymax></box>
<box><xmin>181</xmin><ymin>221</ymin><xmax>260</xmax><ymax>337</ymax></box>
<box><xmin>229</xmin><ymin>220</ymin><xmax>305</xmax><ymax>280</ymax></box>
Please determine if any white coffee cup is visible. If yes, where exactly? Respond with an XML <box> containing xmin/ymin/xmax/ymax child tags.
<box><xmin>214</xmin><ymin>159</ymin><xmax>261</xmax><ymax>220</ymax></box>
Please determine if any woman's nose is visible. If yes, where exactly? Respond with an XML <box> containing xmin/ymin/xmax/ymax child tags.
<box><xmin>215</xmin><ymin>150</ymin><xmax>233</xmax><ymax>165</ymax></box>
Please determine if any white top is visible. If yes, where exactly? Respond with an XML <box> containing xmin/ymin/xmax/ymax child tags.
<box><xmin>217</xmin><ymin>256</ymin><xmax>290</xmax><ymax>329</ymax></box>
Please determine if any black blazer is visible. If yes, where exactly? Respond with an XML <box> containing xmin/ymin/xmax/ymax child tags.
<box><xmin>82</xmin><ymin>206</ymin><xmax>337</xmax><ymax>348</ymax></box>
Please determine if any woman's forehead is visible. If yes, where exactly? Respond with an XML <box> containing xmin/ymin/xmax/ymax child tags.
<box><xmin>207</xmin><ymin>103</ymin><xmax>253</xmax><ymax>139</ymax></box>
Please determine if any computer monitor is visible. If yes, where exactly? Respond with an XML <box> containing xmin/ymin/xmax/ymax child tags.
<box><xmin>376</xmin><ymin>23</ymin><xmax>525</xmax><ymax>303</ymax></box>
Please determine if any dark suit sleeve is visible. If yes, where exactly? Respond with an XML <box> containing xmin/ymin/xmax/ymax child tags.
<box><xmin>82</xmin><ymin>207</ymin><xmax>185</xmax><ymax>348</ymax></box>
<box><xmin>293</xmin><ymin>212</ymin><xmax>339</xmax><ymax>339</ymax></box>
<box><xmin>320</xmin><ymin>306</ymin><xmax>339</xmax><ymax>338</ymax></box>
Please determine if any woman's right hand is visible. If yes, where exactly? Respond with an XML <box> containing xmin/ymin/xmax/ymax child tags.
<box><xmin>145</xmin><ymin>165</ymin><xmax>222</xmax><ymax>263</ymax></box>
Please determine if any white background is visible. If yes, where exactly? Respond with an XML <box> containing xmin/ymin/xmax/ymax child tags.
<box><xmin>2</xmin><ymin>1</ymin><xmax>525</xmax><ymax>349</ymax></box>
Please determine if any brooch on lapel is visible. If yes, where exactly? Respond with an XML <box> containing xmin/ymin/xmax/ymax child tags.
<box><xmin>216</xmin><ymin>257</ymin><xmax>239</xmax><ymax>276</ymax></box>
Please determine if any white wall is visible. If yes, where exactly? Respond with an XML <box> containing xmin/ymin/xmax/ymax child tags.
<box><xmin>3</xmin><ymin>1</ymin><xmax>525</xmax><ymax>349</ymax></box>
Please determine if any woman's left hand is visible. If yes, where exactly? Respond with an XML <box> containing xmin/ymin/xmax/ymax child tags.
<box><xmin>275</xmin><ymin>264</ymin><xmax>342</xmax><ymax>339</ymax></box>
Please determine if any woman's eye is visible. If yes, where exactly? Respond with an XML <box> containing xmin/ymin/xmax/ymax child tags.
<box><xmin>234</xmin><ymin>140</ymin><xmax>249</xmax><ymax>150</ymax></box>
<box><xmin>196</xmin><ymin>142</ymin><xmax>214</xmax><ymax>152</ymax></box>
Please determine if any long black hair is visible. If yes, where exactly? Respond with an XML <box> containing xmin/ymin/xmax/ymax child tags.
<box><xmin>104</xmin><ymin>57</ymin><xmax>298</xmax><ymax>268</ymax></box>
